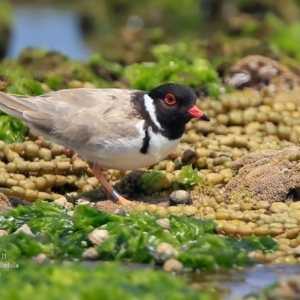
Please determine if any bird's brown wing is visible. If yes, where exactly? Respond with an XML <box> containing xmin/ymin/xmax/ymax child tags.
<box><xmin>0</xmin><ymin>88</ymin><xmax>144</xmax><ymax>147</ymax></box>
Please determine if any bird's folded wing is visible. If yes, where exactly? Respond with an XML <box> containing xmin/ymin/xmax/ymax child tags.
<box><xmin>0</xmin><ymin>88</ymin><xmax>143</xmax><ymax>145</ymax></box>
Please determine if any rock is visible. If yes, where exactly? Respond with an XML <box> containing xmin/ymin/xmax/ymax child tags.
<box><xmin>82</xmin><ymin>247</ymin><xmax>99</xmax><ymax>260</ymax></box>
<box><xmin>224</xmin><ymin>146</ymin><xmax>300</xmax><ymax>203</ymax></box>
<box><xmin>87</xmin><ymin>229</ymin><xmax>110</xmax><ymax>246</ymax></box>
<box><xmin>14</xmin><ymin>224</ymin><xmax>34</xmax><ymax>236</ymax></box>
<box><xmin>224</xmin><ymin>55</ymin><xmax>300</xmax><ymax>94</ymax></box>
<box><xmin>155</xmin><ymin>242</ymin><xmax>178</xmax><ymax>265</ymax></box>
<box><xmin>0</xmin><ymin>229</ymin><xmax>8</xmax><ymax>237</ymax></box>
<box><xmin>181</xmin><ymin>149</ymin><xmax>196</xmax><ymax>164</ymax></box>
<box><xmin>32</xmin><ymin>253</ymin><xmax>48</xmax><ymax>264</ymax></box>
<box><xmin>163</xmin><ymin>259</ymin><xmax>183</xmax><ymax>273</ymax></box>
<box><xmin>169</xmin><ymin>190</ymin><xmax>192</xmax><ymax>206</ymax></box>
<box><xmin>113</xmin><ymin>208</ymin><xmax>127</xmax><ymax>216</ymax></box>
<box><xmin>156</xmin><ymin>218</ymin><xmax>170</xmax><ymax>230</ymax></box>
<box><xmin>53</xmin><ymin>196</ymin><xmax>68</xmax><ymax>207</ymax></box>
<box><xmin>76</xmin><ymin>198</ymin><xmax>91</xmax><ymax>206</ymax></box>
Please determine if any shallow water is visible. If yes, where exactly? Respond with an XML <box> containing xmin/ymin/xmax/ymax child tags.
<box><xmin>186</xmin><ymin>264</ymin><xmax>300</xmax><ymax>299</ymax></box>
<box><xmin>7</xmin><ymin>4</ymin><xmax>91</xmax><ymax>60</ymax></box>
<box><xmin>84</xmin><ymin>261</ymin><xmax>300</xmax><ymax>299</ymax></box>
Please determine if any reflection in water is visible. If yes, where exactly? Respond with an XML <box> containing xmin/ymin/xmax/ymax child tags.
<box><xmin>224</xmin><ymin>264</ymin><xmax>300</xmax><ymax>299</ymax></box>
<box><xmin>7</xmin><ymin>5</ymin><xmax>92</xmax><ymax>60</ymax></box>
<box><xmin>187</xmin><ymin>264</ymin><xmax>300</xmax><ymax>299</ymax></box>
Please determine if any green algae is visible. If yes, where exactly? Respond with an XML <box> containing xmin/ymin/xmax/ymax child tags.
<box><xmin>174</xmin><ymin>165</ymin><xmax>202</xmax><ymax>189</ymax></box>
<box><xmin>88</xmin><ymin>53</ymin><xmax>123</xmax><ymax>79</ymax></box>
<box><xmin>180</xmin><ymin>235</ymin><xmax>277</xmax><ymax>271</ymax></box>
<box><xmin>62</xmin><ymin>60</ymin><xmax>111</xmax><ymax>88</ymax></box>
<box><xmin>96</xmin><ymin>212</ymin><xmax>216</xmax><ymax>263</ymax></box>
<box><xmin>0</xmin><ymin>111</ymin><xmax>27</xmax><ymax>143</ymax></box>
<box><xmin>140</xmin><ymin>166</ymin><xmax>201</xmax><ymax>194</ymax></box>
<box><xmin>7</xmin><ymin>48</ymin><xmax>118</xmax><ymax>92</ymax></box>
<box><xmin>0</xmin><ymin>261</ymin><xmax>210</xmax><ymax>300</ymax></box>
<box><xmin>0</xmin><ymin>201</ymin><xmax>277</xmax><ymax>271</ymax></box>
<box><xmin>267</xmin><ymin>13</ymin><xmax>300</xmax><ymax>62</ymax></box>
<box><xmin>0</xmin><ymin>59</ymin><xmax>42</xmax><ymax>143</ymax></box>
<box><xmin>124</xmin><ymin>42</ymin><xmax>222</xmax><ymax>98</ymax></box>
<box><xmin>0</xmin><ymin>59</ymin><xmax>45</xmax><ymax>95</ymax></box>
<box><xmin>141</xmin><ymin>170</ymin><xmax>166</xmax><ymax>194</ymax></box>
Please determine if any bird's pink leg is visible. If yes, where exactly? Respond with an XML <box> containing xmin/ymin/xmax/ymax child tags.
<box><xmin>88</xmin><ymin>162</ymin><xmax>132</xmax><ymax>206</ymax></box>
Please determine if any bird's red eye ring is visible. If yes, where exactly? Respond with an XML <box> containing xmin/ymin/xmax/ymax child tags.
<box><xmin>164</xmin><ymin>93</ymin><xmax>177</xmax><ymax>105</ymax></box>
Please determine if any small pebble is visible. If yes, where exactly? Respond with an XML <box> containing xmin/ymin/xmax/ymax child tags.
<box><xmin>163</xmin><ymin>259</ymin><xmax>183</xmax><ymax>273</ymax></box>
<box><xmin>76</xmin><ymin>198</ymin><xmax>91</xmax><ymax>206</ymax></box>
<box><xmin>32</xmin><ymin>253</ymin><xmax>48</xmax><ymax>264</ymax></box>
<box><xmin>0</xmin><ymin>229</ymin><xmax>8</xmax><ymax>236</ymax></box>
<box><xmin>181</xmin><ymin>149</ymin><xmax>196</xmax><ymax>164</ymax></box>
<box><xmin>14</xmin><ymin>224</ymin><xmax>34</xmax><ymax>236</ymax></box>
<box><xmin>82</xmin><ymin>247</ymin><xmax>99</xmax><ymax>260</ymax></box>
<box><xmin>113</xmin><ymin>208</ymin><xmax>127</xmax><ymax>216</ymax></box>
<box><xmin>182</xmin><ymin>205</ymin><xmax>198</xmax><ymax>216</ymax></box>
<box><xmin>169</xmin><ymin>190</ymin><xmax>192</xmax><ymax>206</ymax></box>
<box><xmin>87</xmin><ymin>229</ymin><xmax>110</xmax><ymax>246</ymax></box>
<box><xmin>269</xmin><ymin>202</ymin><xmax>289</xmax><ymax>213</ymax></box>
<box><xmin>155</xmin><ymin>242</ymin><xmax>178</xmax><ymax>265</ymax></box>
<box><xmin>53</xmin><ymin>196</ymin><xmax>68</xmax><ymax>207</ymax></box>
<box><xmin>156</xmin><ymin>218</ymin><xmax>170</xmax><ymax>229</ymax></box>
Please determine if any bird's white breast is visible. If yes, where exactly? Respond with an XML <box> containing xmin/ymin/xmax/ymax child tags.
<box><xmin>86</xmin><ymin>120</ymin><xmax>180</xmax><ymax>170</ymax></box>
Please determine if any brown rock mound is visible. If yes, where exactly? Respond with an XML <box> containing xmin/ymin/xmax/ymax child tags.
<box><xmin>224</xmin><ymin>55</ymin><xmax>300</xmax><ymax>93</ymax></box>
<box><xmin>224</xmin><ymin>146</ymin><xmax>300</xmax><ymax>203</ymax></box>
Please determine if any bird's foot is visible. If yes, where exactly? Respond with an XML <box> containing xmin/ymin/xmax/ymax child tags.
<box><xmin>89</xmin><ymin>161</ymin><xmax>134</xmax><ymax>206</ymax></box>
<box><xmin>111</xmin><ymin>189</ymin><xmax>134</xmax><ymax>206</ymax></box>
<box><xmin>116</xmin><ymin>196</ymin><xmax>134</xmax><ymax>206</ymax></box>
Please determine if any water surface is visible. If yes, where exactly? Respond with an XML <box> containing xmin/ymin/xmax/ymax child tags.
<box><xmin>8</xmin><ymin>4</ymin><xmax>91</xmax><ymax>60</ymax></box>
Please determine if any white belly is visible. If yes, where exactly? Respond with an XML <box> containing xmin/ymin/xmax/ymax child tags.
<box><xmin>81</xmin><ymin>120</ymin><xmax>180</xmax><ymax>170</ymax></box>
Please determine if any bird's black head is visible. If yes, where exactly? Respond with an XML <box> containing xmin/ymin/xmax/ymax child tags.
<box><xmin>147</xmin><ymin>83</ymin><xmax>209</xmax><ymax>139</ymax></box>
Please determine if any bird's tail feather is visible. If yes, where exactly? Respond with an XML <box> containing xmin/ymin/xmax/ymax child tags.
<box><xmin>0</xmin><ymin>92</ymin><xmax>34</xmax><ymax>120</ymax></box>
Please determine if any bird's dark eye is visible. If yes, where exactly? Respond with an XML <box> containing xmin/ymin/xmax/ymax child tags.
<box><xmin>164</xmin><ymin>93</ymin><xmax>177</xmax><ymax>105</ymax></box>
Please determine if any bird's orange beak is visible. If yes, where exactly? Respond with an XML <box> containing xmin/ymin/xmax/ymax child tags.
<box><xmin>188</xmin><ymin>105</ymin><xmax>210</xmax><ymax>121</ymax></box>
